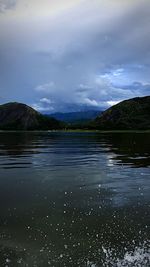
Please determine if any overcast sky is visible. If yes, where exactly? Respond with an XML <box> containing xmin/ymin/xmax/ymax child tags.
<box><xmin>0</xmin><ymin>0</ymin><xmax>150</xmax><ymax>112</ymax></box>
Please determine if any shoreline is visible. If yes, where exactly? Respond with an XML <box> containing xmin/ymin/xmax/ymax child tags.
<box><xmin>0</xmin><ymin>129</ymin><xmax>150</xmax><ymax>133</ymax></box>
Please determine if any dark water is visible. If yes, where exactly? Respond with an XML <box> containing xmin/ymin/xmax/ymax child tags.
<box><xmin>0</xmin><ymin>132</ymin><xmax>149</xmax><ymax>267</ymax></box>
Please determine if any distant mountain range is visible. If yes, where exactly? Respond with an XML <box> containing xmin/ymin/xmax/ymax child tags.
<box><xmin>48</xmin><ymin>110</ymin><xmax>102</xmax><ymax>124</ymax></box>
<box><xmin>0</xmin><ymin>96</ymin><xmax>149</xmax><ymax>130</ymax></box>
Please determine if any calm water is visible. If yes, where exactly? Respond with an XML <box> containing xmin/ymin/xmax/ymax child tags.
<box><xmin>0</xmin><ymin>132</ymin><xmax>149</xmax><ymax>267</ymax></box>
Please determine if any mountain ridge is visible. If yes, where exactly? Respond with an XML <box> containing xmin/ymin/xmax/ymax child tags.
<box><xmin>48</xmin><ymin>110</ymin><xmax>102</xmax><ymax>124</ymax></box>
<box><xmin>0</xmin><ymin>96</ymin><xmax>149</xmax><ymax>130</ymax></box>
<box><xmin>0</xmin><ymin>102</ymin><xmax>63</xmax><ymax>130</ymax></box>
<box><xmin>93</xmin><ymin>96</ymin><xmax>150</xmax><ymax>130</ymax></box>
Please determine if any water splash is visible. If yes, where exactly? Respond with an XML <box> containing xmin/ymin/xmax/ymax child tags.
<box><xmin>86</xmin><ymin>241</ymin><xmax>150</xmax><ymax>267</ymax></box>
<box><xmin>116</xmin><ymin>245</ymin><xmax>150</xmax><ymax>267</ymax></box>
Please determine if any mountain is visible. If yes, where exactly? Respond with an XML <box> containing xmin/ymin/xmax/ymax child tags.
<box><xmin>1</xmin><ymin>97</ymin><xmax>149</xmax><ymax>131</ymax></box>
<box><xmin>0</xmin><ymin>102</ymin><xmax>63</xmax><ymax>130</ymax></box>
<box><xmin>49</xmin><ymin>110</ymin><xmax>102</xmax><ymax>124</ymax></box>
<box><xmin>93</xmin><ymin>96</ymin><xmax>150</xmax><ymax>130</ymax></box>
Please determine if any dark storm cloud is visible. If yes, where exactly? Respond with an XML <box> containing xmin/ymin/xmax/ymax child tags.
<box><xmin>0</xmin><ymin>0</ymin><xmax>17</xmax><ymax>12</ymax></box>
<box><xmin>0</xmin><ymin>0</ymin><xmax>150</xmax><ymax>112</ymax></box>
<box><xmin>115</xmin><ymin>82</ymin><xmax>150</xmax><ymax>95</ymax></box>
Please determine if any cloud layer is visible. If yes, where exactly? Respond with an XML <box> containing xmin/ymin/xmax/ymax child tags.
<box><xmin>0</xmin><ymin>0</ymin><xmax>17</xmax><ymax>13</ymax></box>
<box><xmin>0</xmin><ymin>0</ymin><xmax>150</xmax><ymax>112</ymax></box>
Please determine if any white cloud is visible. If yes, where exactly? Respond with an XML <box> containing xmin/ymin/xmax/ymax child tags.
<box><xmin>40</xmin><ymin>98</ymin><xmax>52</xmax><ymax>104</ymax></box>
<box><xmin>111</xmin><ymin>68</ymin><xmax>124</xmax><ymax>77</ymax></box>
<box><xmin>35</xmin><ymin>82</ymin><xmax>55</xmax><ymax>93</ymax></box>
<box><xmin>107</xmin><ymin>100</ymin><xmax>121</xmax><ymax>106</ymax></box>
<box><xmin>32</xmin><ymin>103</ymin><xmax>54</xmax><ymax>112</ymax></box>
<box><xmin>78</xmin><ymin>97</ymin><xmax>99</xmax><ymax>107</ymax></box>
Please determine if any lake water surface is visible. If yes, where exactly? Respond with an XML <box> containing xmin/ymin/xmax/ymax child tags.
<box><xmin>0</xmin><ymin>132</ymin><xmax>149</xmax><ymax>267</ymax></box>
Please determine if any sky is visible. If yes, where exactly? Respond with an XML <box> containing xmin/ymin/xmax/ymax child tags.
<box><xmin>0</xmin><ymin>0</ymin><xmax>150</xmax><ymax>113</ymax></box>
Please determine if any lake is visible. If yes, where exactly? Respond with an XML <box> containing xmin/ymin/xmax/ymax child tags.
<box><xmin>0</xmin><ymin>132</ymin><xmax>149</xmax><ymax>267</ymax></box>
